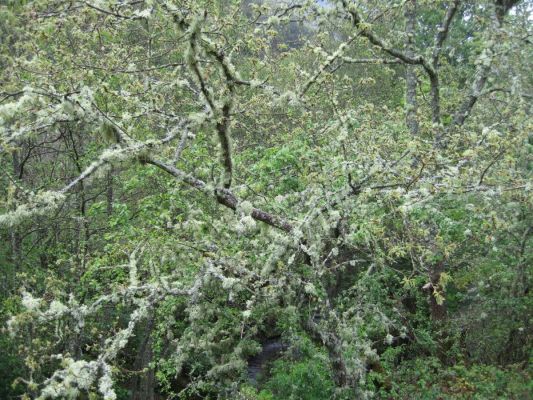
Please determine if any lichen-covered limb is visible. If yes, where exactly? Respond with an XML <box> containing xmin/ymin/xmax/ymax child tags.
<box><xmin>185</xmin><ymin>19</ymin><xmax>234</xmax><ymax>188</ymax></box>
<box><xmin>208</xmin><ymin>48</ymin><xmax>237</xmax><ymax>189</ymax></box>
<box><xmin>341</xmin><ymin>57</ymin><xmax>402</xmax><ymax>64</ymax></box>
<box><xmin>59</xmin><ymin>130</ymin><xmax>180</xmax><ymax>194</ymax></box>
<box><xmin>428</xmin><ymin>0</ymin><xmax>461</xmax><ymax>124</ymax></box>
<box><xmin>449</xmin><ymin>1</ymin><xmax>518</xmax><ymax>129</ymax></box>
<box><xmin>304</xmin><ymin>316</ymin><xmax>353</xmax><ymax>388</ymax></box>
<box><xmin>300</xmin><ymin>35</ymin><xmax>357</xmax><ymax>97</ymax></box>
<box><xmin>340</xmin><ymin>0</ymin><xmax>436</xmax><ymax>79</ymax></box>
<box><xmin>2</xmin><ymin>118</ymin><xmax>291</xmax><ymax>232</ymax></box>
<box><xmin>12</xmin><ymin>281</ymin><xmax>190</xmax><ymax>400</ymax></box>
<box><xmin>146</xmin><ymin>158</ymin><xmax>294</xmax><ymax>233</ymax></box>
<box><xmin>0</xmin><ymin>130</ymin><xmax>181</xmax><ymax>226</ymax></box>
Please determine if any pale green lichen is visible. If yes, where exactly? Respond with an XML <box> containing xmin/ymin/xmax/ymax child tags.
<box><xmin>38</xmin><ymin>358</ymin><xmax>99</xmax><ymax>400</ymax></box>
<box><xmin>21</xmin><ymin>291</ymin><xmax>41</xmax><ymax>311</ymax></box>
<box><xmin>48</xmin><ymin>300</ymin><xmax>68</xmax><ymax>316</ymax></box>
<box><xmin>238</xmin><ymin>200</ymin><xmax>254</xmax><ymax>216</ymax></box>
<box><xmin>0</xmin><ymin>191</ymin><xmax>65</xmax><ymax>227</ymax></box>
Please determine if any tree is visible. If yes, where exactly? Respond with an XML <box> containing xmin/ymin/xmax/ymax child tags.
<box><xmin>0</xmin><ymin>0</ymin><xmax>530</xmax><ymax>398</ymax></box>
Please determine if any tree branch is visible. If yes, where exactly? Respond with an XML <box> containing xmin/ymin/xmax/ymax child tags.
<box><xmin>429</xmin><ymin>0</ymin><xmax>461</xmax><ymax>124</ymax></box>
<box><xmin>341</xmin><ymin>1</ymin><xmax>436</xmax><ymax>79</ymax></box>
<box><xmin>341</xmin><ymin>57</ymin><xmax>402</xmax><ymax>64</ymax></box>
<box><xmin>208</xmin><ymin>48</ymin><xmax>236</xmax><ymax>189</ymax></box>
<box><xmin>432</xmin><ymin>0</ymin><xmax>461</xmax><ymax>65</ymax></box>
<box><xmin>437</xmin><ymin>0</ymin><xmax>519</xmax><ymax>144</ymax></box>
<box><xmin>186</xmin><ymin>22</ymin><xmax>234</xmax><ymax>188</ymax></box>
<box><xmin>146</xmin><ymin>158</ymin><xmax>294</xmax><ymax>233</ymax></box>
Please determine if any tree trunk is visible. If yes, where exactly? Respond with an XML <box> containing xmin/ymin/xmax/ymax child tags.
<box><xmin>10</xmin><ymin>150</ymin><xmax>22</xmax><ymax>272</ymax></box>
<box><xmin>404</xmin><ymin>0</ymin><xmax>419</xmax><ymax>135</ymax></box>
<box><xmin>428</xmin><ymin>261</ymin><xmax>447</xmax><ymax>321</ymax></box>
<box><xmin>132</xmin><ymin>317</ymin><xmax>156</xmax><ymax>400</ymax></box>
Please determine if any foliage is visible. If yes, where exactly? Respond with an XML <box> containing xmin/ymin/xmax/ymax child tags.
<box><xmin>0</xmin><ymin>0</ymin><xmax>531</xmax><ymax>399</ymax></box>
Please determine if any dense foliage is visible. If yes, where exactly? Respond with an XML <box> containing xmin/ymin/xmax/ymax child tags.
<box><xmin>0</xmin><ymin>0</ymin><xmax>531</xmax><ymax>399</ymax></box>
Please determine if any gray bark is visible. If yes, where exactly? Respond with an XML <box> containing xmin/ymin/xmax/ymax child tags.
<box><xmin>405</xmin><ymin>0</ymin><xmax>419</xmax><ymax>135</ymax></box>
<box><xmin>10</xmin><ymin>150</ymin><xmax>22</xmax><ymax>271</ymax></box>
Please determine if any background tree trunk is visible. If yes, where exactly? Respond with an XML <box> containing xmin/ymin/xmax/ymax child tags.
<box><xmin>405</xmin><ymin>0</ymin><xmax>419</xmax><ymax>136</ymax></box>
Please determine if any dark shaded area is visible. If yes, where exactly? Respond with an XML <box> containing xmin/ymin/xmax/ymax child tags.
<box><xmin>247</xmin><ymin>338</ymin><xmax>288</xmax><ymax>384</ymax></box>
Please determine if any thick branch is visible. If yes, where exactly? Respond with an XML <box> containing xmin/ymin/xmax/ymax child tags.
<box><xmin>146</xmin><ymin>158</ymin><xmax>294</xmax><ymax>233</ymax></box>
<box><xmin>429</xmin><ymin>0</ymin><xmax>461</xmax><ymax>124</ymax></box>
<box><xmin>187</xmin><ymin>24</ymin><xmax>234</xmax><ymax>188</ymax></box>
<box><xmin>209</xmin><ymin>49</ymin><xmax>236</xmax><ymax>189</ymax></box>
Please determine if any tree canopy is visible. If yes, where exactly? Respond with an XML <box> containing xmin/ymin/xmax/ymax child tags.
<box><xmin>0</xmin><ymin>0</ymin><xmax>531</xmax><ymax>399</ymax></box>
